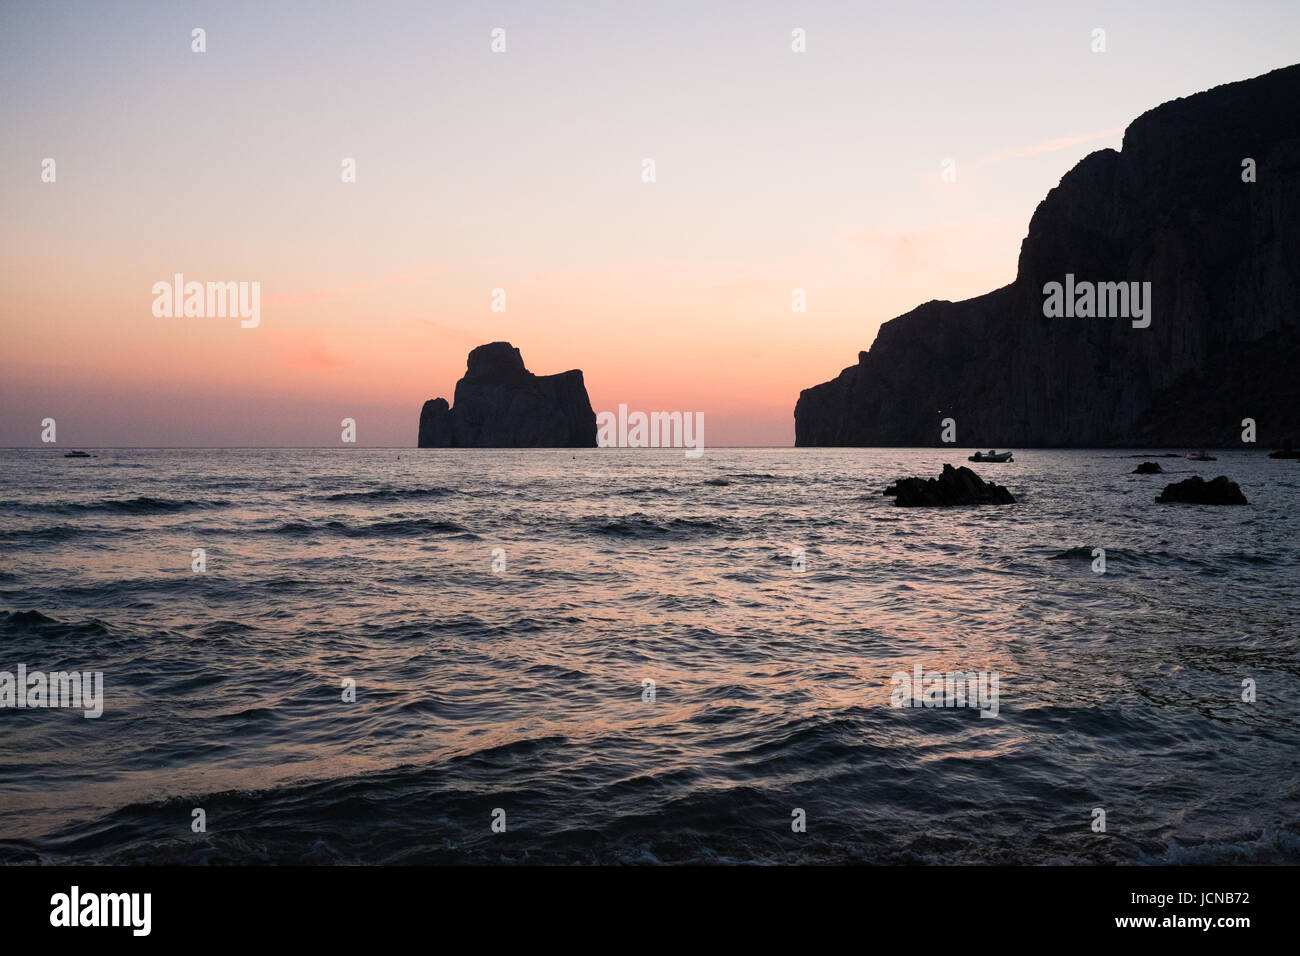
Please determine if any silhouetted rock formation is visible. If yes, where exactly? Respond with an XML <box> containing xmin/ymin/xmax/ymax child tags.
<box><xmin>1269</xmin><ymin>439</ymin><xmax>1299</xmax><ymax>459</ymax></box>
<box><xmin>418</xmin><ymin>343</ymin><xmax>597</xmax><ymax>447</ymax></box>
<box><xmin>1155</xmin><ymin>475</ymin><xmax>1248</xmax><ymax>504</ymax></box>
<box><xmin>883</xmin><ymin>464</ymin><xmax>1015</xmax><ymax>506</ymax></box>
<box><xmin>1133</xmin><ymin>462</ymin><xmax>1164</xmax><ymax>474</ymax></box>
<box><xmin>796</xmin><ymin>65</ymin><xmax>1300</xmax><ymax>447</ymax></box>
<box><xmin>418</xmin><ymin>398</ymin><xmax>451</xmax><ymax>447</ymax></box>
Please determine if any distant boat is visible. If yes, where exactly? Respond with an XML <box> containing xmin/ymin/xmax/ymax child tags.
<box><xmin>63</xmin><ymin>450</ymin><xmax>92</xmax><ymax>458</ymax></box>
<box><xmin>1187</xmin><ymin>450</ymin><xmax>1216</xmax><ymax>461</ymax></box>
<box><xmin>969</xmin><ymin>450</ymin><xmax>1013</xmax><ymax>463</ymax></box>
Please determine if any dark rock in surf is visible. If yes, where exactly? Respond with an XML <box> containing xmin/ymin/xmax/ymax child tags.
<box><xmin>417</xmin><ymin>342</ymin><xmax>597</xmax><ymax>447</ymax></box>
<box><xmin>1133</xmin><ymin>461</ymin><xmax>1164</xmax><ymax>473</ymax></box>
<box><xmin>1155</xmin><ymin>475</ymin><xmax>1248</xmax><ymax>504</ymax></box>
<box><xmin>885</xmin><ymin>464</ymin><xmax>1015</xmax><ymax>507</ymax></box>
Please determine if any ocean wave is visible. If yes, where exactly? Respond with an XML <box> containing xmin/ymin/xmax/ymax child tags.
<box><xmin>0</xmin><ymin>524</ymin><xmax>128</xmax><ymax>542</ymax></box>
<box><xmin>267</xmin><ymin>517</ymin><xmax>473</xmax><ymax>537</ymax></box>
<box><xmin>2</xmin><ymin>496</ymin><xmax>229</xmax><ymax>515</ymax></box>
<box><xmin>577</xmin><ymin>514</ymin><xmax>738</xmax><ymax>539</ymax></box>
<box><xmin>0</xmin><ymin>608</ymin><xmax>114</xmax><ymax>641</ymax></box>
<box><xmin>1046</xmin><ymin>545</ymin><xmax>1282</xmax><ymax>568</ymax></box>
<box><xmin>319</xmin><ymin>487</ymin><xmax>459</xmax><ymax>502</ymax></box>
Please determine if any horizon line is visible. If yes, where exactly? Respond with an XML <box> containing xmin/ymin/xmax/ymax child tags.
<box><xmin>3</xmin><ymin>445</ymin><xmax>1264</xmax><ymax>452</ymax></box>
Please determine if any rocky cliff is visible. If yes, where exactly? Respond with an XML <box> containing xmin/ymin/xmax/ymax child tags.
<box><xmin>795</xmin><ymin>64</ymin><xmax>1300</xmax><ymax>447</ymax></box>
<box><xmin>418</xmin><ymin>342</ymin><xmax>597</xmax><ymax>447</ymax></box>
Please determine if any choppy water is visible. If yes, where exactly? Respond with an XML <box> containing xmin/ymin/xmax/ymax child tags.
<box><xmin>0</xmin><ymin>447</ymin><xmax>1297</xmax><ymax>864</ymax></box>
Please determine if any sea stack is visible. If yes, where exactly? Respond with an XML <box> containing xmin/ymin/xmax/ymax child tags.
<box><xmin>417</xmin><ymin>342</ymin><xmax>597</xmax><ymax>447</ymax></box>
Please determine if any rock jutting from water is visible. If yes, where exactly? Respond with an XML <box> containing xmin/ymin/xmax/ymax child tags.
<box><xmin>883</xmin><ymin>464</ymin><xmax>1016</xmax><ymax>506</ymax></box>
<box><xmin>1133</xmin><ymin>462</ymin><xmax>1164</xmax><ymax>474</ymax></box>
<box><xmin>1155</xmin><ymin>475</ymin><xmax>1249</xmax><ymax>504</ymax></box>
<box><xmin>418</xmin><ymin>342</ymin><xmax>597</xmax><ymax>447</ymax></box>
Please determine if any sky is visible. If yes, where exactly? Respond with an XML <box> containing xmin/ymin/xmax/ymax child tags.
<box><xmin>2</xmin><ymin>0</ymin><xmax>1298</xmax><ymax>446</ymax></box>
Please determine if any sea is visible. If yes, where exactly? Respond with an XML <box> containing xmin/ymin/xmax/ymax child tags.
<box><xmin>0</xmin><ymin>447</ymin><xmax>1297</xmax><ymax>864</ymax></box>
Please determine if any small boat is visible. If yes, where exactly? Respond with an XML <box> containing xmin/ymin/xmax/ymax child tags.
<box><xmin>1186</xmin><ymin>450</ymin><xmax>1216</xmax><ymax>461</ymax></box>
<box><xmin>63</xmin><ymin>450</ymin><xmax>93</xmax><ymax>458</ymax></box>
<box><xmin>969</xmin><ymin>450</ymin><xmax>1013</xmax><ymax>463</ymax></box>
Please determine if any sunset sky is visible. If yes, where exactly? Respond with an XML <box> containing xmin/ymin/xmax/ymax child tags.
<box><xmin>3</xmin><ymin>0</ymin><xmax>1298</xmax><ymax>446</ymax></box>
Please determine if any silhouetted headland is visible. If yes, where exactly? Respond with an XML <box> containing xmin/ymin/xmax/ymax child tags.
<box><xmin>795</xmin><ymin>64</ymin><xmax>1300</xmax><ymax>448</ymax></box>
